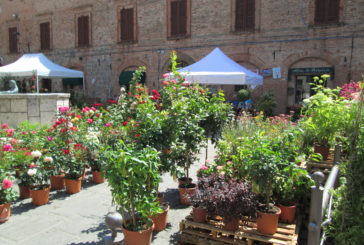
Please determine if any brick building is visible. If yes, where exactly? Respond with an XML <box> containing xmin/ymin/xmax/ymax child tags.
<box><xmin>0</xmin><ymin>0</ymin><xmax>363</xmax><ymax>113</ymax></box>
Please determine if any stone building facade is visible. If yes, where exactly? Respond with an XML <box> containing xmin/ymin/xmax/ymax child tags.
<box><xmin>0</xmin><ymin>0</ymin><xmax>363</xmax><ymax>113</ymax></box>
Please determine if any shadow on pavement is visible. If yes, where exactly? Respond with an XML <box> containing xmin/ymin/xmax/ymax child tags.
<box><xmin>10</xmin><ymin>201</ymin><xmax>35</xmax><ymax>216</ymax></box>
<box><xmin>169</xmin><ymin>231</ymin><xmax>181</xmax><ymax>244</ymax></box>
<box><xmin>78</xmin><ymin>220</ymin><xmax>111</xmax><ymax>244</ymax></box>
<box><xmin>164</xmin><ymin>188</ymin><xmax>190</xmax><ymax>210</ymax></box>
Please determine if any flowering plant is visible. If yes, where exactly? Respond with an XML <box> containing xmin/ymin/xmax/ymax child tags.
<box><xmin>340</xmin><ymin>82</ymin><xmax>361</xmax><ymax>100</ymax></box>
<box><xmin>0</xmin><ymin>174</ymin><xmax>17</xmax><ymax>204</ymax></box>
<box><xmin>24</xmin><ymin>150</ymin><xmax>52</xmax><ymax>189</ymax></box>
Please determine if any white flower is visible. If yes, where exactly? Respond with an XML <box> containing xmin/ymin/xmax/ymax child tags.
<box><xmin>43</xmin><ymin>156</ymin><xmax>53</xmax><ymax>163</ymax></box>
<box><xmin>0</xmin><ymin>137</ymin><xmax>8</xmax><ymax>142</ymax></box>
<box><xmin>27</xmin><ymin>169</ymin><xmax>37</xmax><ymax>176</ymax></box>
<box><xmin>31</xmin><ymin>150</ymin><xmax>42</xmax><ymax>158</ymax></box>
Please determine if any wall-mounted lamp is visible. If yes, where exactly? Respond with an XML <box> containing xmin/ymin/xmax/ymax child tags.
<box><xmin>11</xmin><ymin>13</ymin><xmax>18</xmax><ymax>19</ymax></box>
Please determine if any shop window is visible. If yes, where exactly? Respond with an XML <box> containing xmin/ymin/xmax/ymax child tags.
<box><xmin>314</xmin><ymin>0</ymin><xmax>340</xmax><ymax>25</ymax></box>
<box><xmin>8</xmin><ymin>27</ymin><xmax>18</xmax><ymax>53</ymax></box>
<box><xmin>168</xmin><ymin>0</ymin><xmax>190</xmax><ymax>38</ymax></box>
<box><xmin>235</xmin><ymin>0</ymin><xmax>255</xmax><ymax>32</ymax></box>
<box><xmin>40</xmin><ymin>22</ymin><xmax>51</xmax><ymax>50</ymax></box>
<box><xmin>120</xmin><ymin>8</ymin><xmax>136</xmax><ymax>42</ymax></box>
<box><xmin>77</xmin><ymin>15</ymin><xmax>90</xmax><ymax>47</ymax></box>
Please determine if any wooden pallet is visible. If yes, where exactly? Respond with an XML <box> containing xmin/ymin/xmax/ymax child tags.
<box><xmin>179</xmin><ymin>216</ymin><xmax>298</xmax><ymax>245</ymax></box>
<box><xmin>307</xmin><ymin>150</ymin><xmax>335</xmax><ymax>175</ymax></box>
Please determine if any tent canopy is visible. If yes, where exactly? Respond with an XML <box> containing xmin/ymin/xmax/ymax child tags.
<box><xmin>0</xmin><ymin>53</ymin><xmax>83</xmax><ymax>78</ymax></box>
<box><xmin>174</xmin><ymin>48</ymin><xmax>263</xmax><ymax>86</ymax></box>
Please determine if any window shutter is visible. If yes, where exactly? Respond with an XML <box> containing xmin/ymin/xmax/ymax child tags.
<box><xmin>246</xmin><ymin>0</ymin><xmax>255</xmax><ymax>30</ymax></box>
<box><xmin>120</xmin><ymin>8</ymin><xmax>134</xmax><ymax>42</ymax></box>
<box><xmin>327</xmin><ymin>0</ymin><xmax>339</xmax><ymax>23</ymax></box>
<box><xmin>78</xmin><ymin>16</ymin><xmax>89</xmax><ymax>47</ymax></box>
<box><xmin>8</xmin><ymin>27</ymin><xmax>17</xmax><ymax>53</ymax></box>
<box><xmin>83</xmin><ymin>16</ymin><xmax>90</xmax><ymax>46</ymax></box>
<box><xmin>78</xmin><ymin>16</ymin><xmax>84</xmax><ymax>47</ymax></box>
<box><xmin>171</xmin><ymin>1</ymin><xmax>179</xmax><ymax>36</ymax></box>
<box><xmin>40</xmin><ymin>22</ymin><xmax>50</xmax><ymax>50</ymax></box>
<box><xmin>235</xmin><ymin>0</ymin><xmax>254</xmax><ymax>32</ymax></box>
<box><xmin>179</xmin><ymin>0</ymin><xmax>187</xmax><ymax>35</ymax></box>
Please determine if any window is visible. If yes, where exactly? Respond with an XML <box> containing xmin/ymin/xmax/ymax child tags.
<box><xmin>314</xmin><ymin>0</ymin><xmax>339</xmax><ymax>25</ymax></box>
<box><xmin>40</xmin><ymin>22</ymin><xmax>51</xmax><ymax>50</ymax></box>
<box><xmin>77</xmin><ymin>15</ymin><xmax>90</xmax><ymax>47</ymax></box>
<box><xmin>8</xmin><ymin>27</ymin><xmax>18</xmax><ymax>53</ymax></box>
<box><xmin>235</xmin><ymin>0</ymin><xmax>255</xmax><ymax>32</ymax></box>
<box><xmin>168</xmin><ymin>0</ymin><xmax>190</xmax><ymax>38</ymax></box>
<box><xmin>120</xmin><ymin>8</ymin><xmax>135</xmax><ymax>42</ymax></box>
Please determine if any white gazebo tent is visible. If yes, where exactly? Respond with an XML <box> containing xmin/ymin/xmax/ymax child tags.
<box><xmin>174</xmin><ymin>48</ymin><xmax>263</xmax><ymax>87</ymax></box>
<box><xmin>0</xmin><ymin>53</ymin><xmax>84</xmax><ymax>93</ymax></box>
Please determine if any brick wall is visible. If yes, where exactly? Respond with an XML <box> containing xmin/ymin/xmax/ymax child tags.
<box><xmin>0</xmin><ymin>0</ymin><xmax>364</xmax><ymax>113</ymax></box>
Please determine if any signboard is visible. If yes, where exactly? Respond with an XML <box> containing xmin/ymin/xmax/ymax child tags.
<box><xmin>288</xmin><ymin>67</ymin><xmax>334</xmax><ymax>80</ymax></box>
<box><xmin>261</xmin><ymin>68</ymin><xmax>272</xmax><ymax>77</ymax></box>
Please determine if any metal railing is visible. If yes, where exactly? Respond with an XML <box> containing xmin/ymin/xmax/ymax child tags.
<box><xmin>308</xmin><ymin>145</ymin><xmax>341</xmax><ymax>245</ymax></box>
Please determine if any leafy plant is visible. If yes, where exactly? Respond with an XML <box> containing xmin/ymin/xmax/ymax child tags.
<box><xmin>237</xmin><ymin>89</ymin><xmax>251</xmax><ymax>102</ymax></box>
<box><xmin>254</xmin><ymin>90</ymin><xmax>277</xmax><ymax>116</ymax></box>
<box><xmin>101</xmin><ymin>141</ymin><xmax>161</xmax><ymax>231</ymax></box>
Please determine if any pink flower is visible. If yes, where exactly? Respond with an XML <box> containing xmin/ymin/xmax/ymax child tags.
<box><xmin>22</xmin><ymin>131</ymin><xmax>27</xmax><ymax>135</ymax></box>
<box><xmin>2</xmin><ymin>144</ymin><xmax>13</xmax><ymax>151</ymax></box>
<box><xmin>217</xmin><ymin>166</ymin><xmax>224</xmax><ymax>170</ymax></box>
<box><xmin>82</xmin><ymin>107</ymin><xmax>90</xmax><ymax>112</ymax></box>
<box><xmin>200</xmin><ymin>165</ymin><xmax>208</xmax><ymax>170</ymax></box>
<box><xmin>205</xmin><ymin>159</ymin><xmax>211</xmax><ymax>164</ymax></box>
<box><xmin>59</xmin><ymin>106</ymin><xmax>70</xmax><ymax>113</ymax></box>
<box><xmin>105</xmin><ymin>123</ymin><xmax>111</xmax><ymax>127</ymax></box>
<box><xmin>2</xmin><ymin>179</ymin><xmax>13</xmax><ymax>189</ymax></box>
<box><xmin>162</xmin><ymin>73</ymin><xmax>168</xmax><ymax>79</ymax></box>
<box><xmin>31</xmin><ymin>131</ymin><xmax>36</xmax><ymax>134</ymax></box>
<box><xmin>122</xmin><ymin>121</ymin><xmax>128</xmax><ymax>126</ymax></box>
<box><xmin>1</xmin><ymin>123</ymin><xmax>8</xmax><ymax>129</ymax></box>
<box><xmin>47</xmin><ymin>136</ymin><xmax>53</xmax><ymax>141</ymax></box>
<box><xmin>87</xmin><ymin>119</ymin><xmax>93</xmax><ymax>124</ymax></box>
<box><xmin>6</xmin><ymin>128</ymin><xmax>14</xmax><ymax>137</ymax></box>
<box><xmin>162</xmin><ymin>81</ymin><xmax>169</xmax><ymax>86</ymax></box>
<box><xmin>226</xmin><ymin>161</ymin><xmax>233</xmax><ymax>165</ymax></box>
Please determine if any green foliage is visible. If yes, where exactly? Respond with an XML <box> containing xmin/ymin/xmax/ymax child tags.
<box><xmin>328</xmin><ymin>83</ymin><xmax>364</xmax><ymax>244</ymax></box>
<box><xmin>237</xmin><ymin>89</ymin><xmax>251</xmax><ymax>102</ymax></box>
<box><xmin>254</xmin><ymin>90</ymin><xmax>277</xmax><ymax>116</ymax></box>
<box><xmin>101</xmin><ymin>141</ymin><xmax>161</xmax><ymax>231</ymax></box>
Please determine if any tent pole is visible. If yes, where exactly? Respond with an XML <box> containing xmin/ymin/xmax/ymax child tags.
<box><xmin>36</xmin><ymin>73</ymin><xmax>39</xmax><ymax>93</ymax></box>
<box><xmin>82</xmin><ymin>75</ymin><xmax>85</xmax><ymax>93</ymax></box>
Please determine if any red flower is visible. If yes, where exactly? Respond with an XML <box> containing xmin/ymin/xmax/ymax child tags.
<box><xmin>22</xmin><ymin>131</ymin><xmax>27</xmax><ymax>135</ymax></box>
<box><xmin>74</xmin><ymin>144</ymin><xmax>83</xmax><ymax>150</ymax></box>
<box><xmin>63</xmin><ymin>149</ymin><xmax>70</xmax><ymax>155</ymax></box>
<box><xmin>2</xmin><ymin>179</ymin><xmax>13</xmax><ymax>189</ymax></box>
<box><xmin>135</xmin><ymin>133</ymin><xmax>140</xmax><ymax>137</ymax></box>
<box><xmin>137</xmin><ymin>88</ymin><xmax>142</xmax><ymax>92</ymax></box>
<box><xmin>92</xmin><ymin>103</ymin><xmax>103</xmax><ymax>107</ymax></box>
<box><xmin>122</xmin><ymin>121</ymin><xmax>128</xmax><ymax>126</ymax></box>
<box><xmin>55</xmin><ymin>121</ymin><xmax>62</xmax><ymax>125</ymax></box>
<box><xmin>87</xmin><ymin>119</ymin><xmax>93</xmax><ymax>124</ymax></box>
<box><xmin>2</xmin><ymin>144</ymin><xmax>13</xmax><ymax>152</ymax></box>
<box><xmin>31</xmin><ymin>130</ymin><xmax>36</xmax><ymax>134</ymax></box>
<box><xmin>60</xmin><ymin>128</ymin><xmax>68</xmax><ymax>133</ymax></box>
<box><xmin>1</xmin><ymin>123</ymin><xmax>8</xmax><ymax>129</ymax></box>
<box><xmin>105</xmin><ymin>123</ymin><xmax>111</xmax><ymax>127</ymax></box>
<box><xmin>76</xmin><ymin>114</ymin><xmax>82</xmax><ymax>119</ymax></box>
<box><xmin>107</xmin><ymin>99</ymin><xmax>117</xmax><ymax>104</ymax></box>
<box><xmin>82</xmin><ymin>107</ymin><xmax>91</xmax><ymax>112</ymax></box>
<box><xmin>95</xmin><ymin>113</ymin><xmax>101</xmax><ymax>117</ymax></box>
<box><xmin>29</xmin><ymin>163</ymin><xmax>38</xmax><ymax>168</ymax></box>
<box><xmin>162</xmin><ymin>81</ymin><xmax>169</xmax><ymax>86</ymax></box>
<box><xmin>25</xmin><ymin>152</ymin><xmax>32</xmax><ymax>156</ymax></box>
<box><xmin>134</xmin><ymin>121</ymin><xmax>139</xmax><ymax>127</ymax></box>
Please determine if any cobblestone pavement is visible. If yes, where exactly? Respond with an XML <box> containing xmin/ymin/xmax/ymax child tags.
<box><xmin>0</xmin><ymin>143</ymin><xmax>216</xmax><ymax>245</ymax></box>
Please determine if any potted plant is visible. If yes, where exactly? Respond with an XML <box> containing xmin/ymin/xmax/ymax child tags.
<box><xmin>101</xmin><ymin>142</ymin><xmax>161</xmax><ymax>245</ymax></box>
<box><xmin>200</xmin><ymin>174</ymin><xmax>258</xmax><ymax>231</ymax></box>
<box><xmin>246</xmin><ymin>141</ymin><xmax>283</xmax><ymax>235</ymax></box>
<box><xmin>189</xmin><ymin>187</ymin><xmax>209</xmax><ymax>223</ymax></box>
<box><xmin>64</xmin><ymin>144</ymin><xmax>87</xmax><ymax>194</ymax></box>
<box><xmin>0</xmin><ymin>173</ymin><xmax>17</xmax><ymax>223</ymax></box>
<box><xmin>302</xmin><ymin>75</ymin><xmax>349</xmax><ymax>160</ymax></box>
<box><xmin>27</xmin><ymin>150</ymin><xmax>51</xmax><ymax>206</ymax></box>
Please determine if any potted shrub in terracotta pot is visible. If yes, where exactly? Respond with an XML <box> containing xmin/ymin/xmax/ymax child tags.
<box><xmin>27</xmin><ymin>151</ymin><xmax>52</xmax><ymax>206</ymax></box>
<box><xmin>64</xmin><ymin>144</ymin><xmax>87</xmax><ymax>194</ymax></box>
<box><xmin>101</xmin><ymin>143</ymin><xmax>161</xmax><ymax>245</ymax></box>
<box><xmin>0</xmin><ymin>172</ymin><xmax>17</xmax><ymax>223</ymax></box>
<box><xmin>246</xmin><ymin>142</ymin><xmax>283</xmax><ymax>235</ymax></box>
<box><xmin>189</xmin><ymin>187</ymin><xmax>209</xmax><ymax>223</ymax></box>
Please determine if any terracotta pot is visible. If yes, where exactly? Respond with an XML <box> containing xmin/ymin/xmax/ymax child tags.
<box><xmin>178</xmin><ymin>183</ymin><xmax>196</xmax><ymax>206</ymax></box>
<box><xmin>162</xmin><ymin>149</ymin><xmax>172</xmax><ymax>154</ymax></box>
<box><xmin>30</xmin><ymin>186</ymin><xmax>50</xmax><ymax>206</ymax></box>
<box><xmin>19</xmin><ymin>185</ymin><xmax>31</xmax><ymax>199</ymax></box>
<box><xmin>178</xmin><ymin>177</ymin><xmax>193</xmax><ymax>185</ymax></box>
<box><xmin>256</xmin><ymin>207</ymin><xmax>281</xmax><ymax>235</ymax></box>
<box><xmin>192</xmin><ymin>207</ymin><xmax>207</xmax><ymax>223</ymax></box>
<box><xmin>122</xmin><ymin>221</ymin><xmax>154</xmax><ymax>245</ymax></box>
<box><xmin>50</xmin><ymin>174</ymin><xmax>65</xmax><ymax>190</ymax></box>
<box><xmin>224</xmin><ymin>217</ymin><xmax>240</xmax><ymax>231</ymax></box>
<box><xmin>91</xmin><ymin>171</ymin><xmax>105</xmax><ymax>184</ymax></box>
<box><xmin>314</xmin><ymin>145</ymin><xmax>330</xmax><ymax>160</ymax></box>
<box><xmin>0</xmin><ymin>203</ymin><xmax>11</xmax><ymax>223</ymax></box>
<box><xmin>278</xmin><ymin>204</ymin><xmax>296</xmax><ymax>223</ymax></box>
<box><xmin>65</xmin><ymin>177</ymin><xmax>82</xmax><ymax>194</ymax></box>
<box><xmin>151</xmin><ymin>204</ymin><xmax>169</xmax><ymax>231</ymax></box>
